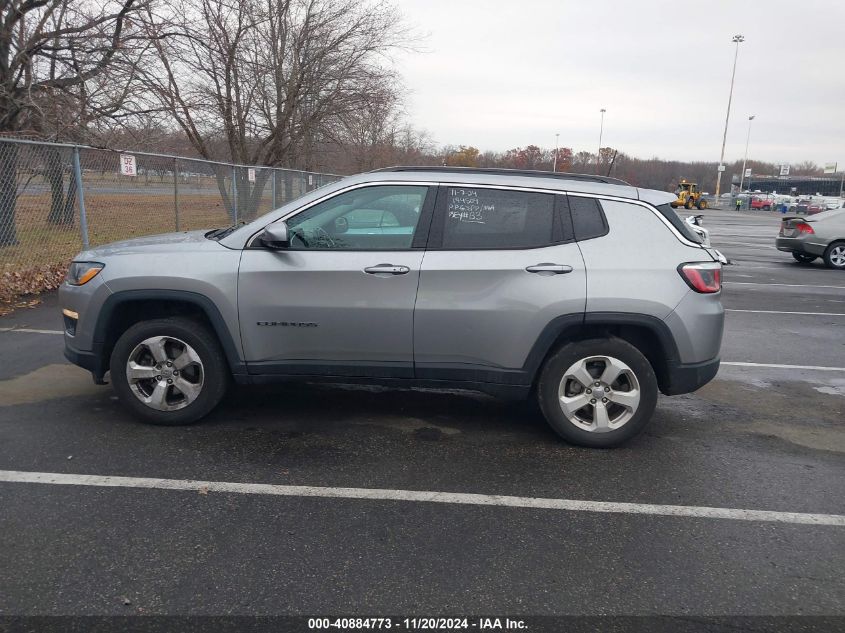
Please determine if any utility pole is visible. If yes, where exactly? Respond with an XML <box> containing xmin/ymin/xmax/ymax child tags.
<box><xmin>739</xmin><ymin>115</ymin><xmax>755</xmax><ymax>193</ymax></box>
<box><xmin>597</xmin><ymin>108</ymin><xmax>606</xmax><ymax>174</ymax></box>
<box><xmin>553</xmin><ymin>133</ymin><xmax>560</xmax><ymax>172</ymax></box>
<box><xmin>715</xmin><ymin>34</ymin><xmax>745</xmax><ymax>199</ymax></box>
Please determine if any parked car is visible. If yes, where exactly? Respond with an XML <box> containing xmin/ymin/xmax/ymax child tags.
<box><xmin>776</xmin><ymin>209</ymin><xmax>845</xmax><ymax>269</ymax></box>
<box><xmin>808</xmin><ymin>201</ymin><xmax>828</xmax><ymax>215</ymax></box>
<box><xmin>60</xmin><ymin>167</ymin><xmax>724</xmax><ymax>448</ymax></box>
<box><xmin>750</xmin><ymin>195</ymin><xmax>775</xmax><ymax>211</ymax></box>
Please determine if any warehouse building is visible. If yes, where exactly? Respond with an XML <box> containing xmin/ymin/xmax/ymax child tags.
<box><xmin>732</xmin><ymin>174</ymin><xmax>844</xmax><ymax>196</ymax></box>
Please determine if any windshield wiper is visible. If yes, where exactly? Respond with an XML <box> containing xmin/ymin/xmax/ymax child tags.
<box><xmin>205</xmin><ymin>222</ymin><xmax>245</xmax><ymax>240</ymax></box>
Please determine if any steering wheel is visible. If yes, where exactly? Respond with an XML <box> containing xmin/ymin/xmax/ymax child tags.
<box><xmin>289</xmin><ymin>228</ymin><xmax>310</xmax><ymax>247</ymax></box>
<box><xmin>312</xmin><ymin>226</ymin><xmax>336</xmax><ymax>248</ymax></box>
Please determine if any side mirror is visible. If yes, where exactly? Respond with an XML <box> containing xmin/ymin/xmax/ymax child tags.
<box><xmin>260</xmin><ymin>222</ymin><xmax>290</xmax><ymax>249</ymax></box>
<box><xmin>334</xmin><ymin>216</ymin><xmax>349</xmax><ymax>234</ymax></box>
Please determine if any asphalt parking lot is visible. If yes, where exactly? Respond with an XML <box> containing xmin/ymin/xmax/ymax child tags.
<box><xmin>1</xmin><ymin>207</ymin><xmax>843</xmax><ymax>622</ymax></box>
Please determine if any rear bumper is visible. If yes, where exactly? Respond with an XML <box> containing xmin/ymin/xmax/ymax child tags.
<box><xmin>661</xmin><ymin>357</ymin><xmax>720</xmax><ymax>395</ymax></box>
<box><xmin>775</xmin><ymin>237</ymin><xmax>826</xmax><ymax>256</ymax></box>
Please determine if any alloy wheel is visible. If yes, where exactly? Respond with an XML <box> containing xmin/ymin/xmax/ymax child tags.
<box><xmin>557</xmin><ymin>355</ymin><xmax>641</xmax><ymax>433</ymax></box>
<box><xmin>126</xmin><ymin>336</ymin><xmax>204</xmax><ymax>411</ymax></box>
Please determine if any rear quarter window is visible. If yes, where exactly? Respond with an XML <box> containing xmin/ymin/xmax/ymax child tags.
<box><xmin>568</xmin><ymin>196</ymin><xmax>609</xmax><ymax>241</ymax></box>
<box><xmin>654</xmin><ymin>203</ymin><xmax>703</xmax><ymax>243</ymax></box>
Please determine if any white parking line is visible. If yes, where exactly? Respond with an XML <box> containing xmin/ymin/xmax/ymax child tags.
<box><xmin>0</xmin><ymin>327</ymin><xmax>63</xmax><ymax>335</ymax></box>
<box><xmin>728</xmin><ymin>262</ymin><xmax>838</xmax><ymax>272</ymax></box>
<box><xmin>726</xmin><ymin>309</ymin><xmax>845</xmax><ymax>317</ymax></box>
<box><xmin>723</xmin><ymin>281</ymin><xmax>845</xmax><ymax>290</ymax></box>
<box><xmin>714</xmin><ymin>242</ymin><xmax>777</xmax><ymax>250</ymax></box>
<box><xmin>722</xmin><ymin>361</ymin><xmax>845</xmax><ymax>372</ymax></box>
<box><xmin>0</xmin><ymin>470</ymin><xmax>843</xmax><ymax>526</ymax></box>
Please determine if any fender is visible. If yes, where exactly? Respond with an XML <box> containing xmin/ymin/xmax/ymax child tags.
<box><xmin>582</xmin><ymin>312</ymin><xmax>680</xmax><ymax>361</ymax></box>
<box><xmin>520</xmin><ymin>313</ymin><xmax>586</xmax><ymax>381</ymax></box>
<box><xmin>521</xmin><ymin>311</ymin><xmax>680</xmax><ymax>387</ymax></box>
<box><xmin>91</xmin><ymin>289</ymin><xmax>246</xmax><ymax>376</ymax></box>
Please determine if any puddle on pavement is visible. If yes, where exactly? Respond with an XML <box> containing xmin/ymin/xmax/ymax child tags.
<box><xmin>694</xmin><ymin>377</ymin><xmax>845</xmax><ymax>453</ymax></box>
<box><xmin>813</xmin><ymin>379</ymin><xmax>845</xmax><ymax>397</ymax></box>
<box><xmin>349</xmin><ymin>416</ymin><xmax>461</xmax><ymax>436</ymax></box>
<box><xmin>0</xmin><ymin>364</ymin><xmax>102</xmax><ymax>406</ymax></box>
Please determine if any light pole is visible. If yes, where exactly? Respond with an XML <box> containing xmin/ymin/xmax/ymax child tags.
<box><xmin>715</xmin><ymin>34</ymin><xmax>745</xmax><ymax>199</ymax></box>
<box><xmin>597</xmin><ymin>108</ymin><xmax>606</xmax><ymax>174</ymax></box>
<box><xmin>553</xmin><ymin>133</ymin><xmax>560</xmax><ymax>172</ymax></box>
<box><xmin>739</xmin><ymin>115</ymin><xmax>755</xmax><ymax>193</ymax></box>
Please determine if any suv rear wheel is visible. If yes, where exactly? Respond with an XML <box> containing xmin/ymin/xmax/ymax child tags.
<box><xmin>537</xmin><ymin>338</ymin><xmax>658</xmax><ymax>447</ymax></box>
<box><xmin>110</xmin><ymin>317</ymin><xmax>228</xmax><ymax>425</ymax></box>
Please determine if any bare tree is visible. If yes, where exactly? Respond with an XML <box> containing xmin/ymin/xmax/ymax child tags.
<box><xmin>0</xmin><ymin>0</ymin><xmax>155</xmax><ymax>244</ymax></box>
<box><xmin>141</xmin><ymin>0</ymin><xmax>410</xmax><ymax>220</ymax></box>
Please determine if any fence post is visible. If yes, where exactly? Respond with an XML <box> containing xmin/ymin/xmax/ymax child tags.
<box><xmin>173</xmin><ymin>158</ymin><xmax>181</xmax><ymax>232</ymax></box>
<box><xmin>231</xmin><ymin>165</ymin><xmax>238</xmax><ymax>223</ymax></box>
<box><xmin>271</xmin><ymin>169</ymin><xmax>277</xmax><ymax>209</ymax></box>
<box><xmin>71</xmin><ymin>147</ymin><xmax>89</xmax><ymax>250</ymax></box>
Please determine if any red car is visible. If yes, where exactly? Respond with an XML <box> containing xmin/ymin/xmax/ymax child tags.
<box><xmin>750</xmin><ymin>195</ymin><xmax>775</xmax><ymax>210</ymax></box>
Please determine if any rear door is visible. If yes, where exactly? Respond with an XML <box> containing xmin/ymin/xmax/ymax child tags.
<box><xmin>414</xmin><ymin>185</ymin><xmax>586</xmax><ymax>383</ymax></box>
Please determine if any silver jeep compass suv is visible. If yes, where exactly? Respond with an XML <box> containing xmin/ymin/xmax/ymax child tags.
<box><xmin>60</xmin><ymin>167</ymin><xmax>724</xmax><ymax>447</ymax></box>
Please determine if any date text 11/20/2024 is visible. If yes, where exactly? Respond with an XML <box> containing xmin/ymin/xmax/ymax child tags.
<box><xmin>308</xmin><ymin>618</ymin><xmax>528</xmax><ymax>630</ymax></box>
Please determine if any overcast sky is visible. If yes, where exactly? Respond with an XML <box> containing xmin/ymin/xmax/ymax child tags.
<box><xmin>393</xmin><ymin>0</ymin><xmax>844</xmax><ymax>166</ymax></box>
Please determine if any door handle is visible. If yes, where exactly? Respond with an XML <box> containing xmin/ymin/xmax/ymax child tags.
<box><xmin>364</xmin><ymin>264</ymin><xmax>410</xmax><ymax>275</ymax></box>
<box><xmin>525</xmin><ymin>263</ymin><xmax>573</xmax><ymax>274</ymax></box>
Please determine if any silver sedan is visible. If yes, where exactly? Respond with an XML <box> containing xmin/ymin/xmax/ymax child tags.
<box><xmin>776</xmin><ymin>209</ymin><xmax>845</xmax><ymax>269</ymax></box>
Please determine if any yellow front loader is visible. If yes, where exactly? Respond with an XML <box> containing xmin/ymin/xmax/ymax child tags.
<box><xmin>670</xmin><ymin>180</ymin><xmax>708</xmax><ymax>210</ymax></box>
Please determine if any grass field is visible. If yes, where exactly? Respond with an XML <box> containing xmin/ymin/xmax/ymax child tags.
<box><xmin>0</xmin><ymin>161</ymin><xmax>325</xmax><ymax>310</ymax></box>
<box><xmin>1</xmin><ymin>188</ymin><xmax>246</xmax><ymax>309</ymax></box>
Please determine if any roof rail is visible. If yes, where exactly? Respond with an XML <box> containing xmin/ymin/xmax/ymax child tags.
<box><xmin>372</xmin><ymin>166</ymin><xmax>631</xmax><ymax>186</ymax></box>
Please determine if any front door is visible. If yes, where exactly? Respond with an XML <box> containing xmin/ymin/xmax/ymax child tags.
<box><xmin>238</xmin><ymin>184</ymin><xmax>434</xmax><ymax>377</ymax></box>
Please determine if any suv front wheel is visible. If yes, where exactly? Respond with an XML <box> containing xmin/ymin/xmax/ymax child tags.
<box><xmin>537</xmin><ymin>338</ymin><xmax>658</xmax><ymax>447</ymax></box>
<box><xmin>110</xmin><ymin>317</ymin><xmax>229</xmax><ymax>425</ymax></box>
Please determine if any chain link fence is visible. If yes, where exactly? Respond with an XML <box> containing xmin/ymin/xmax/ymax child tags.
<box><xmin>0</xmin><ymin>138</ymin><xmax>341</xmax><ymax>304</ymax></box>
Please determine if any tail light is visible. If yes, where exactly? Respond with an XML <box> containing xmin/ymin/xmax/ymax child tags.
<box><xmin>678</xmin><ymin>262</ymin><xmax>721</xmax><ymax>293</ymax></box>
<box><xmin>795</xmin><ymin>222</ymin><xmax>814</xmax><ymax>234</ymax></box>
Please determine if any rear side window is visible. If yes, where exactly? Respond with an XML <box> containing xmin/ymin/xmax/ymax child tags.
<box><xmin>436</xmin><ymin>187</ymin><xmax>559</xmax><ymax>249</ymax></box>
<box><xmin>654</xmin><ymin>203</ymin><xmax>703</xmax><ymax>243</ymax></box>
<box><xmin>569</xmin><ymin>196</ymin><xmax>608</xmax><ymax>241</ymax></box>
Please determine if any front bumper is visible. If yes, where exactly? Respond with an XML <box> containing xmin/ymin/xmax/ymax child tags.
<box><xmin>661</xmin><ymin>357</ymin><xmax>720</xmax><ymax>395</ymax></box>
<box><xmin>64</xmin><ymin>341</ymin><xmax>108</xmax><ymax>383</ymax></box>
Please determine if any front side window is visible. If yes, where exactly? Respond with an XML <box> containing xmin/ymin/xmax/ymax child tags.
<box><xmin>284</xmin><ymin>185</ymin><xmax>429</xmax><ymax>250</ymax></box>
<box><xmin>438</xmin><ymin>187</ymin><xmax>557</xmax><ymax>249</ymax></box>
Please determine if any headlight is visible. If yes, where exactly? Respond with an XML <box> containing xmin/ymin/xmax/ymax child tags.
<box><xmin>66</xmin><ymin>262</ymin><xmax>104</xmax><ymax>286</ymax></box>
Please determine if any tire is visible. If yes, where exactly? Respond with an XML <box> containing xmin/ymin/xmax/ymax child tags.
<box><xmin>109</xmin><ymin>317</ymin><xmax>229</xmax><ymax>425</ymax></box>
<box><xmin>537</xmin><ymin>338</ymin><xmax>658</xmax><ymax>448</ymax></box>
<box><xmin>697</xmin><ymin>199</ymin><xmax>708</xmax><ymax>210</ymax></box>
<box><xmin>684</xmin><ymin>200</ymin><xmax>693</xmax><ymax>210</ymax></box>
<box><xmin>823</xmin><ymin>241</ymin><xmax>845</xmax><ymax>270</ymax></box>
<box><xmin>792</xmin><ymin>252</ymin><xmax>817</xmax><ymax>264</ymax></box>
<box><xmin>670</xmin><ymin>202</ymin><xmax>679</xmax><ymax>209</ymax></box>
